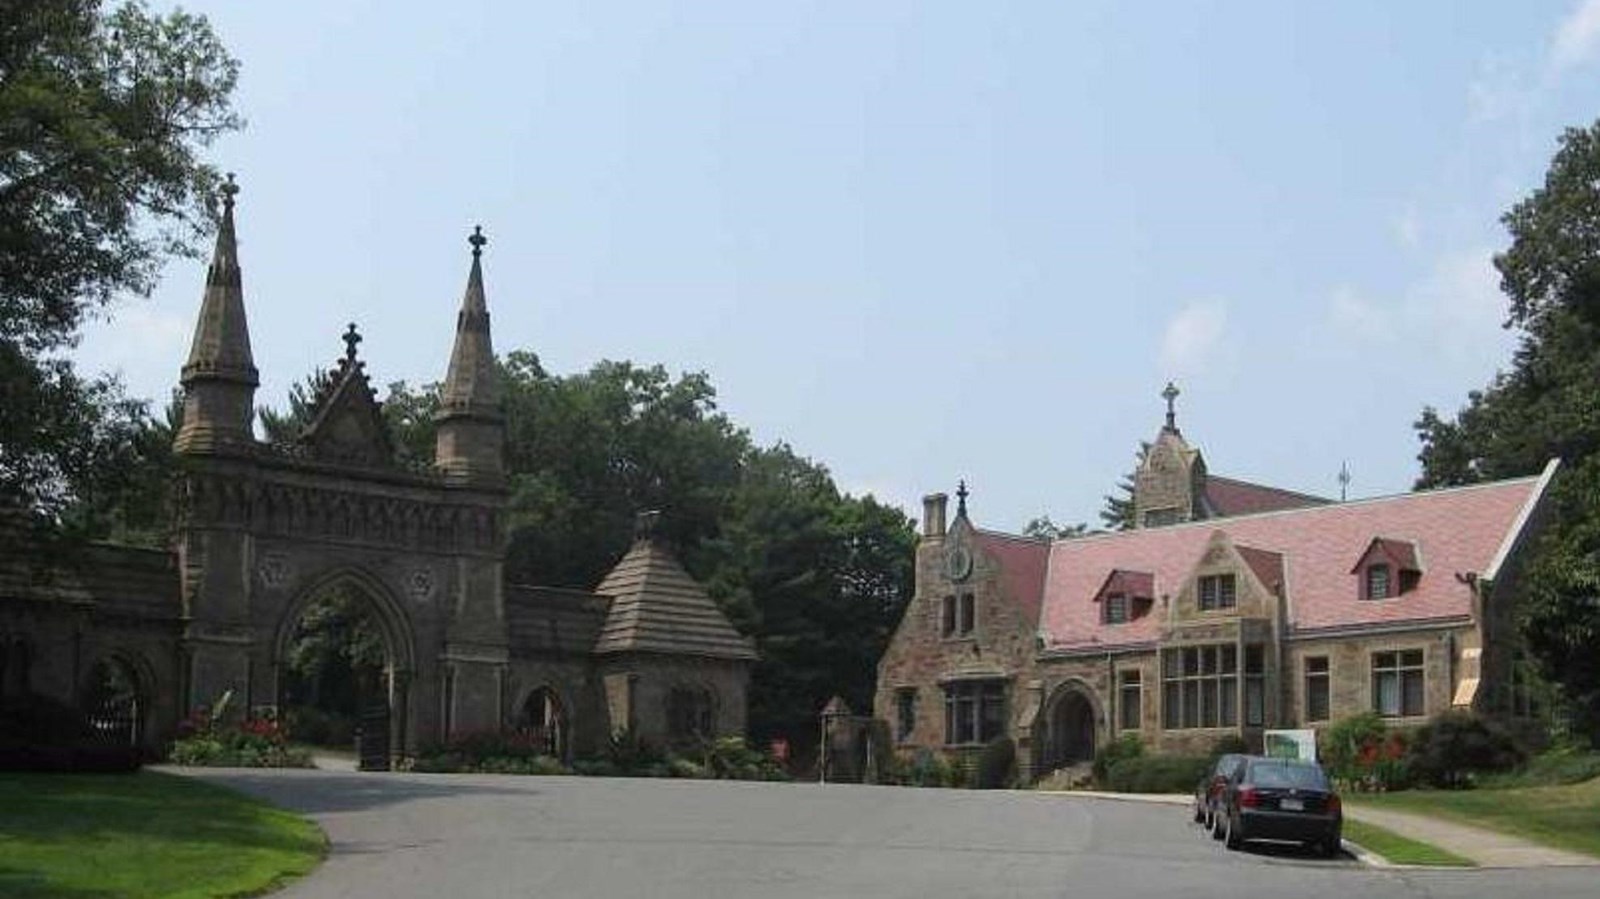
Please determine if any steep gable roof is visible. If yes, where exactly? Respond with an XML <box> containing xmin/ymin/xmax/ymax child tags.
<box><xmin>972</xmin><ymin>529</ymin><xmax>1051</xmax><ymax>625</ymax></box>
<box><xmin>1038</xmin><ymin>463</ymin><xmax>1556</xmax><ymax>650</ymax></box>
<box><xmin>592</xmin><ymin>538</ymin><xmax>757</xmax><ymax>660</ymax></box>
<box><xmin>1204</xmin><ymin>475</ymin><xmax>1330</xmax><ymax>517</ymax></box>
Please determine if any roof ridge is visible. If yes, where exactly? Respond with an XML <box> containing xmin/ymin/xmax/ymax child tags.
<box><xmin>1049</xmin><ymin>471</ymin><xmax>1548</xmax><ymax>546</ymax></box>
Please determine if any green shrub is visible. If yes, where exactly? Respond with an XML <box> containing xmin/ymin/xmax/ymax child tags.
<box><xmin>167</xmin><ymin>706</ymin><xmax>312</xmax><ymax>769</ymax></box>
<box><xmin>1092</xmin><ymin>734</ymin><xmax>1144</xmax><ymax>786</ymax></box>
<box><xmin>976</xmin><ymin>737</ymin><xmax>1017</xmax><ymax>789</ymax></box>
<box><xmin>1406</xmin><ymin>711</ymin><xmax>1524</xmax><ymax>788</ymax></box>
<box><xmin>903</xmin><ymin>748</ymin><xmax>953</xmax><ymax>787</ymax></box>
<box><xmin>1104</xmin><ymin>754</ymin><xmax>1210</xmax><ymax>793</ymax></box>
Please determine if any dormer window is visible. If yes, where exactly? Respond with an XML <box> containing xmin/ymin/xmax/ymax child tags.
<box><xmin>1198</xmin><ymin>573</ymin><xmax>1236</xmax><ymax>611</ymax></box>
<box><xmin>1094</xmin><ymin>570</ymin><xmax>1154</xmax><ymax>625</ymax></box>
<box><xmin>1352</xmin><ymin>538</ymin><xmax>1421</xmax><ymax>601</ymax></box>
<box><xmin>1367</xmin><ymin>564</ymin><xmax>1391</xmax><ymax>600</ymax></box>
<box><xmin>1105</xmin><ymin>594</ymin><xmax>1129</xmax><ymax>624</ymax></box>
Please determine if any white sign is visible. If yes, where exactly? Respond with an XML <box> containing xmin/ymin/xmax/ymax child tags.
<box><xmin>1264</xmin><ymin>729</ymin><xmax>1318</xmax><ymax>762</ymax></box>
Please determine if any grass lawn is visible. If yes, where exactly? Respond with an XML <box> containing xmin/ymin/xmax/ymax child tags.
<box><xmin>0</xmin><ymin>770</ymin><xmax>325</xmax><ymax>898</ymax></box>
<box><xmin>1348</xmin><ymin>776</ymin><xmax>1600</xmax><ymax>860</ymax></box>
<box><xmin>1342</xmin><ymin>819</ymin><xmax>1474</xmax><ymax>867</ymax></box>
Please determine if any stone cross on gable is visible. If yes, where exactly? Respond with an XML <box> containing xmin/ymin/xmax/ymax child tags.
<box><xmin>343</xmin><ymin>322</ymin><xmax>362</xmax><ymax>362</ymax></box>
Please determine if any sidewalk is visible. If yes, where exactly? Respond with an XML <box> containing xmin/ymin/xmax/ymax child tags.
<box><xmin>1343</xmin><ymin>804</ymin><xmax>1597</xmax><ymax>869</ymax></box>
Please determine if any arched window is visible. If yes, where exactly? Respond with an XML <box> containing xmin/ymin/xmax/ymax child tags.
<box><xmin>517</xmin><ymin>687</ymin><xmax>568</xmax><ymax>759</ymax></box>
<box><xmin>666</xmin><ymin>686</ymin><xmax>715</xmax><ymax>741</ymax></box>
<box><xmin>82</xmin><ymin>656</ymin><xmax>144</xmax><ymax>747</ymax></box>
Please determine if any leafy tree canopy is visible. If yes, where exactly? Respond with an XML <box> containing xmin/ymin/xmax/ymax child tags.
<box><xmin>1</xmin><ymin>0</ymin><xmax>241</xmax><ymax>527</ymax></box>
<box><xmin>1415</xmin><ymin>120</ymin><xmax>1600</xmax><ymax>740</ymax></box>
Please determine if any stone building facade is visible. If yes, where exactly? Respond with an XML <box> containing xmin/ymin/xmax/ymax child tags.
<box><xmin>874</xmin><ymin>389</ymin><xmax>1557</xmax><ymax>780</ymax></box>
<box><xmin>0</xmin><ymin>182</ymin><xmax>754</xmax><ymax>765</ymax></box>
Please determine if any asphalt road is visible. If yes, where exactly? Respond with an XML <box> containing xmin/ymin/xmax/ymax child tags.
<box><xmin>184</xmin><ymin>769</ymin><xmax>1600</xmax><ymax>899</ymax></box>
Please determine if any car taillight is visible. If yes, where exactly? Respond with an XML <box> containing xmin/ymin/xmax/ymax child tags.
<box><xmin>1238</xmin><ymin>786</ymin><xmax>1260</xmax><ymax>808</ymax></box>
<box><xmin>1327</xmin><ymin>794</ymin><xmax>1341</xmax><ymax>816</ymax></box>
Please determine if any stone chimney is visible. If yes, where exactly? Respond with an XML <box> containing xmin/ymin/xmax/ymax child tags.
<box><xmin>922</xmin><ymin>493</ymin><xmax>948</xmax><ymax>539</ymax></box>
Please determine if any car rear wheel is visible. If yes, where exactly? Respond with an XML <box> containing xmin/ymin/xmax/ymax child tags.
<box><xmin>1193</xmin><ymin>800</ymin><xmax>1205</xmax><ymax>824</ymax></box>
<box><xmin>1321</xmin><ymin>835</ymin><xmax>1342</xmax><ymax>859</ymax></box>
<box><xmin>1224</xmin><ymin>812</ymin><xmax>1243</xmax><ymax>851</ymax></box>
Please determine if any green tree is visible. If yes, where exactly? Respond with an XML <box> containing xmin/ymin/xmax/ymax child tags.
<box><xmin>1</xmin><ymin>0</ymin><xmax>241</xmax><ymax>526</ymax></box>
<box><xmin>1099</xmin><ymin>441</ymin><xmax>1150</xmax><ymax>530</ymax></box>
<box><xmin>1414</xmin><ymin>121</ymin><xmax>1600</xmax><ymax>740</ymax></box>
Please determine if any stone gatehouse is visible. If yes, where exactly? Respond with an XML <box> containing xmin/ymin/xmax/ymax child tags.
<box><xmin>874</xmin><ymin>387</ymin><xmax>1557</xmax><ymax>780</ymax></box>
<box><xmin>0</xmin><ymin>181</ymin><xmax>754</xmax><ymax>765</ymax></box>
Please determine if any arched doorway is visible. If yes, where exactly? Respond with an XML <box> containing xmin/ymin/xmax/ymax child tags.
<box><xmin>516</xmin><ymin>687</ymin><xmax>568</xmax><ymax>759</ymax></box>
<box><xmin>82</xmin><ymin>655</ymin><xmax>147</xmax><ymax>748</ymax></box>
<box><xmin>275</xmin><ymin>572</ymin><xmax>413</xmax><ymax>770</ymax></box>
<box><xmin>1039</xmin><ymin>684</ymin><xmax>1098</xmax><ymax>774</ymax></box>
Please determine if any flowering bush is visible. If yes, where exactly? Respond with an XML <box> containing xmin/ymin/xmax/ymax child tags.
<box><xmin>1321</xmin><ymin>712</ymin><xmax>1411</xmax><ymax>791</ymax></box>
<box><xmin>167</xmin><ymin>694</ymin><xmax>313</xmax><ymax>768</ymax></box>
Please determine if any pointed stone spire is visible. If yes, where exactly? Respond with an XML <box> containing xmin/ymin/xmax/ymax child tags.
<box><xmin>435</xmin><ymin>225</ymin><xmax>505</xmax><ymax>484</ymax></box>
<box><xmin>175</xmin><ymin>173</ymin><xmax>259</xmax><ymax>454</ymax></box>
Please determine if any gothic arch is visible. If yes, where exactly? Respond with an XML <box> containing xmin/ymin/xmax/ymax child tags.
<box><xmin>514</xmin><ymin>684</ymin><xmax>571</xmax><ymax>759</ymax></box>
<box><xmin>270</xmin><ymin>566</ymin><xmax>417</xmax><ymax>676</ymax></box>
<box><xmin>1037</xmin><ymin>678</ymin><xmax>1103</xmax><ymax>774</ymax></box>
<box><xmin>79</xmin><ymin>651</ymin><xmax>155</xmax><ymax>748</ymax></box>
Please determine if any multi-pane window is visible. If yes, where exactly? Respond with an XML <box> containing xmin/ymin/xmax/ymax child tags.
<box><xmin>1161</xmin><ymin>645</ymin><xmax>1237</xmax><ymax>729</ymax></box>
<box><xmin>1244</xmin><ymin>645</ymin><xmax>1266</xmax><ymax>726</ymax></box>
<box><xmin>1105</xmin><ymin>594</ymin><xmax>1129</xmax><ymax>625</ymax></box>
<box><xmin>1366</xmin><ymin>564</ymin><xmax>1392</xmax><ymax>600</ymax></box>
<box><xmin>958</xmin><ymin>593</ymin><xmax>976</xmax><ymax>636</ymax></box>
<box><xmin>895</xmin><ymin>688</ymin><xmax>917</xmax><ymax>741</ymax></box>
<box><xmin>1198</xmin><ymin>574</ymin><xmax>1237</xmax><ymax>611</ymax></box>
<box><xmin>940</xmin><ymin>596</ymin><xmax>956</xmax><ymax>637</ymax></box>
<box><xmin>1304</xmin><ymin>656</ymin><xmax>1330</xmax><ymax>722</ymax></box>
<box><xmin>1118</xmin><ymin>670</ymin><xmax>1142</xmax><ymax>730</ymax></box>
<box><xmin>944</xmin><ymin>681</ymin><xmax>1006</xmax><ymax>745</ymax></box>
<box><xmin>1372</xmin><ymin>649</ymin><xmax>1425</xmax><ymax>717</ymax></box>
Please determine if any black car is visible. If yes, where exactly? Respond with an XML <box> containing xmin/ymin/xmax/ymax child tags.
<box><xmin>1213</xmin><ymin>756</ymin><xmax>1342</xmax><ymax>858</ymax></box>
<box><xmin>1192</xmin><ymin>753</ymin><xmax>1245</xmax><ymax>831</ymax></box>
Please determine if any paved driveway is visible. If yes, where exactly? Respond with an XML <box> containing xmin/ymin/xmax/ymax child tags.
<box><xmin>182</xmin><ymin>769</ymin><xmax>1599</xmax><ymax>899</ymax></box>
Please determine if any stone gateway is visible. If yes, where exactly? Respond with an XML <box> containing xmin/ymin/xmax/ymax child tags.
<box><xmin>0</xmin><ymin>181</ymin><xmax>754</xmax><ymax>765</ymax></box>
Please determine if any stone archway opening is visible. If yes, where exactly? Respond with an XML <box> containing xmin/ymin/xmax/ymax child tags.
<box><xmin>81</xmin><ymin>655</ymin><xmax>146</xmax><ymax>748</ymax></box>
<box><xmin>516</xmin><ymin>686</ymin><xmax>568</xmax><ymax>760</ymax></box>
<box><xmin>277</xmin><ymin>577</ymin><xmax>410</xmax><ymax>769</ymax></box>
<box><xmin>1040</xmin><ymin>685</ymin><xmax>1098</xmax><ymax>775</ymax></box>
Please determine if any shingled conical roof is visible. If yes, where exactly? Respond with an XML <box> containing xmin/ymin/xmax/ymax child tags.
<box><xmin>593</xmin><ymin>515</ymin><xmax>757</xmax><ymax>660</ymax></box>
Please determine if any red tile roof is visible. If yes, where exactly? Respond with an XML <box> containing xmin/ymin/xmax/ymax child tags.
<box><xmin>1037</xmin><ymin>465</ymin><xmax>1555</xmax><ymax>650</ymax></box>
<box><xmin>972</xmin><ymin>529</ymin><xmax>1051</xmax><ymax>625</ymax></box>
<box><xmin>1204</xmin><ymin>475</ymin><xmax>1330</xmax><ymax>517</ymax></box>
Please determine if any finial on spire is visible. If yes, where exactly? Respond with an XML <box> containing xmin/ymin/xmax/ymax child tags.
<box><xmin>469</xmin><ymin>224</ymin><xmax>487</xmax><ymax>258</ymax></box>
<box><xmin>1162</xmin><ymin>381</ymin><xmax>1180</xmax><ymax>433</ymax></box>
<box><xmin>220</xmin><ymin>172</ymin><xmax>239</xmax><ymax>211</ymax></box>
<box><xmin>1338</xmin><ymin>460</ymin><xmax>1351</xmax><ymax>502</ymax></box>
<box><xmin>342</xmin><ymin>322</ymin><xmax>362</xmax><ymax>362</ymax></box>
<box><xmin>956</xmin><ymin>479</ymin><xmax>969</xmax><ymax>517</ymax></box>
<box><xmin>634</xmin><ymin>509</ymin><xmax>661</xmax><ymax>543</ymax></box>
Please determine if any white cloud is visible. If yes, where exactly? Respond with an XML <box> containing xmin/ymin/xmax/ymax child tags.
<box><xmin>1326</xmin><ymin>248</ymin><xmax>1509</xmax><ymax>357</ymax></box>
<box><xmin>1159</xmin><ymin>300</ymin><xmax>1227</xmax><ymax>375</ymax></box>
<box><xmin>1552</xmin><ymin>0</ymin><xmax>1600</xmax><ymax>71</ymax></box>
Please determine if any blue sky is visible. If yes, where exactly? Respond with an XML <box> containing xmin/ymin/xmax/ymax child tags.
<box><xmin>76</xmin><ymin>1</ymin><xmax>1600</xmax><ymax>532</ymax></box>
